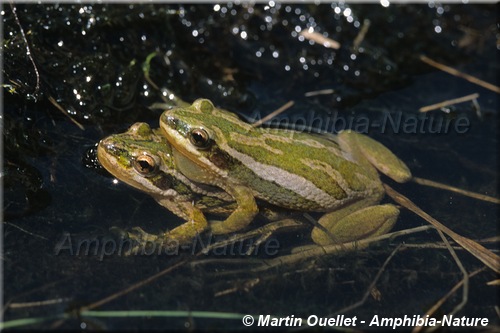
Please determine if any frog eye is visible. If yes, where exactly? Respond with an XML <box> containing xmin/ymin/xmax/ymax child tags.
<box><xmin>189</xmin><ymin>128</ymin><xmax>211</xmax><ymax>149</ymax></box>
<box><xmin>133</xmin><ymin>154</ymin><xmax>158</xmax><ymax>175</ymax></box>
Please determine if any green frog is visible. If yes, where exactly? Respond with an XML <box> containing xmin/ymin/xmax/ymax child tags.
<box><xmin>97</xmin><ymin>122</ymin><xmax>232</xmax><ymax>247</ymax></box>
<box><xmin>97</xmin><ymin>122</ymin><xmax>296</xmax><ymax>248</ymax></box>
<box><xmin>160</xmin><ymin>99</ymin><xmax>412</xmax><ymax>246</ymax></box>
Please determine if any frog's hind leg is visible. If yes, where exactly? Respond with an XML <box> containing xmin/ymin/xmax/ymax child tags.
<box><xmin>311</xmin><ymin>203</ymin><xmax>400</xmax><ymax>246</ymax></box>
<box><xmin>338</xmin><ymin>130</ymin><xmax>412</xmax><ymax>183</ymax></box>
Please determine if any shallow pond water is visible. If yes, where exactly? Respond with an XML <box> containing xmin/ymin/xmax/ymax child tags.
<box><xmin>2</xmin><ymin>3</ymin><xmax>498</xmax><ymax>331</ymax></box>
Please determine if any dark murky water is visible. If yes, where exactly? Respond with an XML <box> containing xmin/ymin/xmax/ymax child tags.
<box><xmin>3</xmin><ymin>3</ymin><xmax>498</xmax><ymax>330</ymax></box>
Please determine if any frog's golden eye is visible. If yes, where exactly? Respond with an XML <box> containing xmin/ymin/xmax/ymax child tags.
<box><xmin>133</xmin><ymin>154</ymin><xmax>157</xmax><ymax>175</ymax></box>
<box><xmin>189</xmin><ymin>128</ymin><xmax>211</xmax><ymax>149</ymax></box>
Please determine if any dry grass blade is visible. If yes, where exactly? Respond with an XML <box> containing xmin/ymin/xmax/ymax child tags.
<box><xmin>79</xmin><ymin>259</ymin><xmax>189</xmax><ymax>312</ymax></box>
<box><xmin>4</xmin><ymin>222</ymin><xmax>48</xmax><ymax>240</ymax></box>
<box><xmin>304</xmin><ymin>89</ymin><xmax>335</xmax><ymax>97</ymax></box>
<box><xmin>411</xmin><ymin>268</ymin><xmax>485</xmax><ymax>333</ymax></box>
<box><xmin>419</xmin><ymin>55</ymin><xmax>500</xmax><ymax>94</ymax></box>
<box><xmin>383</xmin><ymin>184</ymin><xmax>500</xmax><ymax>274</ymax></box>
<box><xmin>251</xmin><ymin>100</ymin><xmax>295</xmax><ymax>128</ymax></box>
<box><xmin>9</xmin><ymin>298</ymin><xmax>71</xmax><ymax>309</ymax></box>
<box><xmin>334</xmin><ymin>244</ymin><xmax>402</xmax><ymax>316</ymax></box>
<box><xmin>412</xmin><ymin>177</ymin><xmax>500</xmax><ymax>204</ymax></box>
<box><xmin>419</xmin><ymin>93</ymin><xmax>480</xmax><ymax>113</ymax></box>
<box><xmin>211</xmin><ymin>225</ymin><xmax>434</xmax><ymax>276</ymax></box>
<box><xmin>352</xmin><ymin>19</ymin><xmax>371</xmax><ymax>50</ymax></box>
<box><xmin>48</xmin><ymin>96</ymin><xmax>85</xmax><ymax>130</ymax></box>
<box><xmin>11</xmin><ymin>3</ymin><xmax>40</xmax><ymax>98</ymax></box>
<box><xmin>259</xmin><ymin>226</ymin><xmax>432</xmax><ymax>271</ymax></box>
<box><xmin>419</xmin><ymin>230</ymin><xmax>468</xmax><ymax>333</ymax></box>
<box><xmin>299</xmin><ymin>28</ymin><xmax>341</xmax><ymax>49</ymax></box>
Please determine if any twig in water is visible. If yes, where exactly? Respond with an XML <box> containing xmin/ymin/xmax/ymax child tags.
<box><xmin>419</xmin><ymin>55</ymin><xmax>500</xmax><ymax>94</ymax></box>
<box><xmin>384</xmin><ymin>183</ymin><xmax>500</xmax><ymax>274</ymax></box>
<box><xmin>9</xmin><ymin>298</ymin><xmax>71</xmax><ymax>309</ymax></box>
<box><xmin>10</xmin><ymin>3</ymin><xmax>40</xmax><ymax>99</ymax></box>
<box><xmin>299</xmin><ymin>28</ymin><xmax>341</xmax><ymax>49</ymax></box>
<box><xmin>251</xmin><ymin>100</ymin><xmax>294</xmax><ymax>128</ymax></box>
<box><xmin>48</xmin><ymin>96</ymin><xmax>85</xmax><ymax>130</ymax></box>
<box><xmin>304</xmin><ymin>89</ymin><xmax>335</xmax><ymax>97</ymax></box>
<box><xmin>79</xmin><ymin>259</ymin><xmax>189</xmax><ymax>312</ymax></box>
<box><xmin>417</xmin><ymin>230</ymin><xmax>468</xmax><ymax>333</ymax></box>
<box><xmin>412</xmin><ymin>177</ymin><xmax>500</xmax><ymax>204</ymax></box>
<box><xmin>4</xmin><ymin>222</ymin><xmax>48</xmax><ymax>240</ymax></box>
<box><xmin>411</xmin><ymin>268</ymin><xmax>485</xmax><ymax>333</ymax></box>
<box><xmin>334</xmin><ymin>244</ymin><xmax>402</xmax><ymax>316</ymax></box>
<box><xmin>419</xmin><ymin>93</ymin><xmax>479</xmax><ymax>113</ymax></box>
<box><xmin>213</xmin><ymin>225</ymin><xmax>433</xmax><ymax>276</ymax></box>
<box><xmin>352</xmin><ymin>19</ymin><xmax>371</xmax><ymax>51</ymax></box>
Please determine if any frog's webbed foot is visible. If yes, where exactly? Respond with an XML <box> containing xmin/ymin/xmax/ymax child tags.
<box><xmin>108</xmin><ymin>200</ymin><xmax>210</xmax><ymax>256</ymax></box>
<box><xmin>117</xmin><ymin>199</ymin><xmax>212</xmax><ymax>255</ymax></box>
<box><xmin>205</xmin><ymin>218</ymin><xmax>305</xmax><ymax>255</ymax></box>
<box><xmin>127</xmin><ymin>226</ymin><xmax>160</xmax><ymax>243</ymax></box>
<box><xmin>110</xmin><ymin>226</ymin><xmax>172</xmax><ymax>256</ymax></box>
<box><xmin>110</xmin><ymin>226</ymin><xmax>147</xmax><ymax>256</ymax></box>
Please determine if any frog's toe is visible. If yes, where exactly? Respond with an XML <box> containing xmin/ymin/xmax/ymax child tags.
<box><xmin>109</xmin><ymin>226</ymin><xmax>164</xmax><ymax>255</ymax></box>
<box><xmin>128</xmin><ymin>227</ymin><xmax>160</xmax><ymax>243</ymax></box>
<box><xmin>110</xmin><ymin>226</ymin><xmax>129</xmax><ymax>239</ymax></box>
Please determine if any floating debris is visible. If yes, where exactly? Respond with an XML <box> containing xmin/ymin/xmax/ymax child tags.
<box><xmin>300</xmin><ymin>28</ymin><xmax>341</xmax><ymax>50</ymax></box>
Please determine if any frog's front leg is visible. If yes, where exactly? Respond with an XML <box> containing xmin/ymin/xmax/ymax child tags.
<box><xmin>209</xmin><ymin>185</ymin><xmax>259</xmax><ymax>235</ymax></box>
<box><xmin>311</xmin><ymin>201</ymin><xmax>400</xmax><ymax>246</ymax></box>
<box><xmin>171</xmin><ymin>147</ymin><xmax>259</xmax><ymax>235</ymax></box>
<box><xmin>126</xmin><ymin>197</ymin><xmax>209</xmax><ymax>253</ymax></box>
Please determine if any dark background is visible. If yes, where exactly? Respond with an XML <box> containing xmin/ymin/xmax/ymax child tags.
<box><xmin>2</xmin><ymin>3</ymin><xmax>498</xmax><ymax>330</ymax></box>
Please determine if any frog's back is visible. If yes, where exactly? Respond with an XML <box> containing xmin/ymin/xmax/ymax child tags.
<box><xmin>164</xmin><ymin>99</ymin><xmax>385</xmax><ymax>212</ymax></box>
<box><xmin>223</xmin><ymin>126</ymin><xmax>384</xmax><ymax>211</ymax></box>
